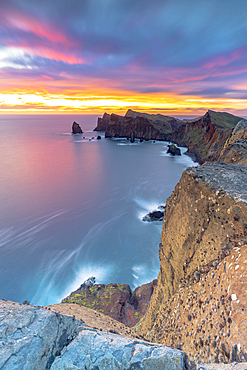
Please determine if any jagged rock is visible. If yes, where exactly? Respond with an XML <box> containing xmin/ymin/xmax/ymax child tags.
<box><xmin>139</xmin><ymin>163</ymin><xmax>247</xmax><ymax>364</ymax></box>
<box><xmin>104</xmin><ymin>110</ymin><xmax>184</xmax><ymax>141</ymax></box>
<box><xmin>219</xmin><ymin>119</ymin><xmax>247</xmax><ymax>164</ymax></box>
<box><xmin>72</xmin><ymin>121</ymin><xmax>83</xmax><ymax>134</ymax></box>
<box><xmin>166</xmin><ymin>110</ymin><xmax>241</xmax><ymax>164</ymax></box>
<box><xmin>78</xmin><ymin>276</ymin><xmax>96</xmax><ymax>289</ymax></box>
<box><xmin>142</xmin><ymin>210</ymin><xmax>164</xmax><ymax>222</ymax></box>
<box><xmin>0</xmin><ymin>300</ymin><xmax>83</xmax><ymax>370</ymax></box>
<box><xmin>94</xmin><ymin>113</ymin><xmax>111</xmax><ymax>131</ymax></box>
<box><xmin>62</xmin><ymin>281</ymin><xmax>157</xmax><ymax>327</ymax></box>
<box><xmin>50</xmin><ymin>329</ymin><xmax>192</xmax><ymax>370</ymax></box>
<box><xmin>167</xmin><ymin>144</ymin><xmax>181</xmax><ymax>156</ymax></box>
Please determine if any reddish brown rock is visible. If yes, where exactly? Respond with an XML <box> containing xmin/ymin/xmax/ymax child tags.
<box><xmin>62</xmin><ymin>280</ymin><xmax>157</xmax><ymax>328</ymax></box>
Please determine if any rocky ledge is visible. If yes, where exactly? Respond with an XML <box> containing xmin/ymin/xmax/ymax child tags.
<box><xmin>0</xmin><ymin>300</ymin><xmax>193</xmax><ymax>370</ymax></box>
<box><xmin>139</xmin><ymin>162</ymin><xmax>247</xmax><ymax>364</ymax></box>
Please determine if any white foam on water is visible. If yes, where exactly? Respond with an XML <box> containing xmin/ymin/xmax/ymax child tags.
<box><xmin>132</xmin><ymin>264</ymin><xmax>158</xmax><ymax>289</ymax></box>
<box><xmin>133</xmin><ymin>197</ymin><xmax>163</xmax><ymax>221</ymax></box>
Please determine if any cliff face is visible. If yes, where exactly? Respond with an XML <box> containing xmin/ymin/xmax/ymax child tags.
<box><xmin>61</xmin><ymin>280</ymin><xmax>157</xmax><ymax>328</ymax></box>
<box><xmin>219</xmin><ymin>119</ymin><xmax>247</xmax><ymax>164</ymax></box>
<box><xmin>166</xmin><ymin>110</ymin><xmax>241</xmax><ymax>164</ymax></box>
<box><xmin>101</xmin><ymin>110</ymin><xmax>184</xmax><ymax>140</ymax></box>
<box><xmin>94</xmin><ymin>112</ymin><xmax>111</xmax><ymax>131</ymax></box>
<box><xmin>138</xmin><ymin>163</ymin><xmax>247</xmax><ymax>363</ymax></box>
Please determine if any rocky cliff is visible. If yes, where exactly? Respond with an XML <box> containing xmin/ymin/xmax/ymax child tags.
<box><xmin>218</xmin><ymin>119</ymin><xmax>247</xmax><ymax>164</ymax></box>
<box><xmin>138</xmin><ymin>162</ymin><xmax>247</xmax><ymax>364</ymax></box>
<box><xmin>101</xmin><ymin>109</ymin><xmax>184</xmax><ymax>140</ymax></box>
<box><xmin>166</xmin><ymin>110</ymin><xmax>241</xmax><ymax>164</ymax></box>
<box><xmin>61</xmin><ymin>280</ymin><xmax>157</xmax><ymax>328</ymax></box>
<box><xmin>94</xmin><ymin>112</ymin><xmax>111</xmax><ymax>131</ymax></box>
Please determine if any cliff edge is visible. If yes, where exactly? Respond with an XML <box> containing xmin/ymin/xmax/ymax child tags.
<box><xmin>138</xmin><ymin>163</ymin><xmax>247</xmax><ymax>364</ymax></box>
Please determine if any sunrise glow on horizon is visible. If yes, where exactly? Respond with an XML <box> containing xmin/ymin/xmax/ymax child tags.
<box><xmin>1</xmin><ymin>0</ymin><xmax>247</xmax><ymax>116</ymax></box>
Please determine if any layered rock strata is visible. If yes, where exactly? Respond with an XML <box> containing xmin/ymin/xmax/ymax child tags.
<box><xmin>62</xmin><ymin>281</ymin><xmax>157</xmax><ymax>327</ymax></box>
<box><xmin>139</xmin><ymin>163</ymin><xmax>247</xmax><ymax>363</ymax></box>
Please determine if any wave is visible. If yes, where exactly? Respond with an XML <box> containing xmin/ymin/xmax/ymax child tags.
<box><xmin>132</xmin><ymin>263</ymin><xmax>158</xmax><ymax>289</ymax></box>
<box><xmin>133</xmin><ymin>197</ymin><xmax>163</xmax><ymax>221</ymax></box>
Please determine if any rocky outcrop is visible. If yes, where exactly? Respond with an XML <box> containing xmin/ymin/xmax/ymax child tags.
<box><xmin>167</xmin><ymin>144</ymin><xmax>181</xmax><ymax>156</ymax></box>
<box><xmin>138</xmin><ymin>163</ymin><xmax>247</xmax><ymax>364</ymax></box>
<box><xmin>142</xmin><ymin>206</ymin><xmax>165</xmax><ymax>222</ymax></box>
<box><xmin>0</xmin><ymin>300</ymin><xmax>84</xmax><ymax>369</ymax></box>
<box><xmin>50</xmin><ymin>329</ymin><xmax>192</xmax><ymax>370</ymax></box>
<box><xmin>219</xmin><ymin>119</ymin><xmax>247</xmax><ymax>164</ymax></box>
<box><xmin>166</xmin><ymin>110</ymin><xmax>241</xmax><ymax>164</ymax></box>
<box><xmin>72</xmin><ymin>121</ymin><xmax>83</xmax><ymax>134</ymax></box>
<box><xmin>62</xmin><ymin>281</ymin><xmax>157</xmax><ymax>328</ymax></box>
<box><xmin>103</xmin><ymin>109</ymin><xmax>184</xmax><ymax>140</ymax></box>
<box><xmin>94</xmin><ymin>113</ymin><xmax>111</xmax><ymax>131</ymax></box>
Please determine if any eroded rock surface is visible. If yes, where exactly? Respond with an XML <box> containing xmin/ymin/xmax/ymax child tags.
<box><xmin>139</xmin><ymin>163</ymin><xmax>247</xmax><ymax>364</ymax></box>
<box><xmin>62</xmin><ymin>281</ymin><xmax>157</xmax><ymax>328</ymax></box>
<box><xmin>219</xmin><ymin>119</ymin><xmax>247</xmax><ymax>164</ymax></box>
<box><xmin>0</xmin><ymin>300</ymin><xmax>83</xmax><ymax>369</ymax></box>
<box><xmin>51</xmin><ymin>329</ymin><xmax>192</xmax><ymax>370</ymax></box>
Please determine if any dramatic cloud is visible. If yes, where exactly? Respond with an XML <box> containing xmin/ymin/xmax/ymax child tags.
<box><xmin>1</xmin><ymin>0</ymin><xmax>247</xmax><ymax>114</ymax></box>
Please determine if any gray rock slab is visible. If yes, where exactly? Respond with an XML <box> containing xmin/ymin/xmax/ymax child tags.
<box><xmin>0</xmin><ymin>300</ymin><xmax>84</xmax><ymax>369</ymax></box>
<box><xmin>197</xmin><ymin>363</ymin><xmax>247</xmax><ymax>370</ymax></box>
<box><xmin>51</xmin><ymin>329</ymin><xmax>192</xmax><ymax>370</ymax></box>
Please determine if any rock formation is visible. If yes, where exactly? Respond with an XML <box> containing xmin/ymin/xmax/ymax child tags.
<box><xmin>167</xmin><ymin>144</ymin><xmax>181</xmax><ymax>156</ymax></box>
<box><xmin>142</xmin><ymin>206</ymin><xmax>165</xmax><ymax>222</ymax></box>
<box><xmin>72</xmin><ymin>121</ymin><xmax>83</xmax><ymax>134</ymax></box>
<box><xmin>138</xmin><ymin>163</ymin><xmax>247</xmax><ymax>364</ymax></box>
<box><xmin>166</xmin><ymin>110</ymin><xmax>241</xmax><ymax>164</ymax></box>
<box><xmin>0</xmin><ymin>299</ymin><xmax>193</xmax><ymax>370</ymax></box>
<box><xmin>51</xmin><ymin>329</ymin><xmax>191</xmax><ymax>370</ymax></box>
<box><xmin>94</xmin><ymin>112</ymin><xmax>111</xmax><ymax>131</ymax></box>
<box><xmin>62</xmin><ymin>281</ymin><xmax>157</xmax><ymax>328</ymax></box>
<box><xmin>219</xmin><ymin>119</ymin><xmax>247</xmax><ymax>164</ymax></box>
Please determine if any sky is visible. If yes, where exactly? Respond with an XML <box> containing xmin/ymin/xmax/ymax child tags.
<box><xmin>1</xmin><ymin>0</ymin><xmax>247</xmax><ymax>115</ymax></box>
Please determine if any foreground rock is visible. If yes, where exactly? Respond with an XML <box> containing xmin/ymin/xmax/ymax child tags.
<box><xmin>0</xmin><ymin>300</ymin><xmax>83</xmax><ymax>370</ymax></box>
<box><xmin>51</xmin><ymin>329</ymin><xmax>192</xmax><ymax>370</ymax></box>
<box><xmin>62</xmin><ymin>280</ymin><xmax>157</xmax><ymax>327</ymax></box>
<box><xmin>139</xmin><ymin>163</ymin><xmax>247</xmax><ymax>364</ymax></box>
<box><xmin>72</xmin><ymin>121</ymin><xmax>83</xmax><ymax>134</ymax></box>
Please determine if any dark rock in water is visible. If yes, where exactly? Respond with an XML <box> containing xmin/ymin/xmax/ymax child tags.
<box><xmin>142</xmin><ymin>210</ymin><xmax>164</xmax><ymax>222</ymax></box>
<box><xmin>97</xmin><ymin>135</ymin><xmax>101</xmax><ymax>140</ymax></box>
<box><xmin>140</xmin><ymin>138</ymin><xmax>143</xmax><ymax>142</ymax></box>
<box><xmin>72</xmin><ymin>121</ymin><xmax>83</xmax><ymax>134</ymax></box>
<box><xmin>130</xmin><ymin>131</ymin><xmax>135</xmax><ymax>143</ymax></box>
<box><xmin>167</xmin><ymin>144</ymin><xmax>181</xmax><ymax>156</ymax></box>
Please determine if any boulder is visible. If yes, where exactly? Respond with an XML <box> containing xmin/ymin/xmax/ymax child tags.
<box><xmin>51</xmin><ymin>329</ymin><xmax>192</xmax><ymax>370</ymax></box>
<box><xmin>72</xmin><ymin>121</ymin><xmax>83</xmax><ymax>134</ymax></box>
<box><xmin>0</xmin><ymin>300</ymin><xmax>83</xmax><ymax>370</ymax></box>
<box><xmin>167</xmin><ymin>144</ymin><xmax>181</xmax><ymax>156</ymax></box>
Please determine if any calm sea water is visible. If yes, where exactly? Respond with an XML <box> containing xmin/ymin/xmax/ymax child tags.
<box><xmin>0</xmin><ymin>114</ymin><xmax>197</xmax><ymax>305</ymax></box>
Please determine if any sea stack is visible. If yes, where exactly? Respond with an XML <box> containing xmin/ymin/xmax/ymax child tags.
<box><xmin>72</xmin><ymin>121</ymin><xmax>83</xmax><ymax>134</ymax></box>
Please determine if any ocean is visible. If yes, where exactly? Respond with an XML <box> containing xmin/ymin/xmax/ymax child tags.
<box><xmin>0</xmin><ymin>114</ymin><xmax>197</xmax><ymax>306</ymax></box>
